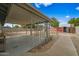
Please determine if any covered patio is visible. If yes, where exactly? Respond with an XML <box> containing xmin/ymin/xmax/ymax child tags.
<box><xmin>0</xmin><ymin>3</ymin><xmax>51</xmax><ymax>55</ymax></box>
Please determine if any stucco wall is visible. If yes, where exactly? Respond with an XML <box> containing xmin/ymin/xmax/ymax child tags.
<box><xmin>76</xmin><ymin>27</ymin><xmax>79</xmax><ymax>34</ymax></box>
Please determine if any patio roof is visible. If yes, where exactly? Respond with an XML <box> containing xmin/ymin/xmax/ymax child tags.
<box><xmin>5</xmin><ymin>4</ymin><xmax>50</xmax><ymax>25</ymax></box>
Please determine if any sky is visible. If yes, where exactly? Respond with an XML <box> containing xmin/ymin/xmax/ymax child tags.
<box><xmin>32</xmin><ymin>3</ymin><xmax>79</xmax><ymax>26</ymax></box>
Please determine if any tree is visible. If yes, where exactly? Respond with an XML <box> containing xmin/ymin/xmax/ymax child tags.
<box><xmin>68</xmin><ymin>18</ymin><xmax>79</xmax><ymax>26</ymax></box>
<box><xmin>50</xmin><ymin>17</ymin><xmax>59</xmax><ymax>27</ymax></box>
<box><xmin>68</xmin><ymin>18</ymin><xmax>75</xmax><ymax>24</ymax></box>
<box><xmin>75</xmin><ymin>18</ymin><xmax>79</xmax><ymax>26</ymax></box>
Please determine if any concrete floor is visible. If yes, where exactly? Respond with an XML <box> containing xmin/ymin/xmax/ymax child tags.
<box><xmin>0</xmin><ymin>33</ymin><xmax>46</xmax><ymax>56</ymax></box>
<box><xmin>21</xmin><ymin>33</ymin><xmax>79</xmax><ymax>56</ymax></box>
<box><xmin>0</xmin><ymin>32</ymin><xmax>79</xmax><ymax>56</ymax></box>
